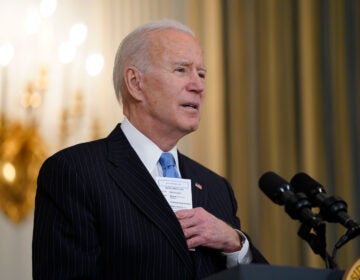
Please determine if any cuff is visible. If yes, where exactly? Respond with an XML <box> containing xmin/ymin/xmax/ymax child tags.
<box><xmin>222</xmin><ymin>230</ymin><xmax>253</xmax><ymax>268</ymax></box>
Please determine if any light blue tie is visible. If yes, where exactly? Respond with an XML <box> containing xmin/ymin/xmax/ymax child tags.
<box><xmin>159</xmin><ymin>152</ymin><xmax>180</xmax><ymax>178</ymax></box>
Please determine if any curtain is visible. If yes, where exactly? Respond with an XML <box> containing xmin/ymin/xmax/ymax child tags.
<box><xmin>221</xmin><ymin>0</ymin><xmax>360</xmax><ymax>269</ymax></box>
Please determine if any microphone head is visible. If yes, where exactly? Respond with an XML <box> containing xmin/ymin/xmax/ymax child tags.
<box><xmin>290</xmin><ymin>172</ymin><xmax>326</xmax><ymax>197</ymax></box>
<box><xmin>259</xmin><ymin>171</ymin><xmax>293</xmax><ymax>205</ymax></box>
<box><xmin>259</xmin><ymin>172</ymin><xmax>323</xmax><ymax>227</ymax></box>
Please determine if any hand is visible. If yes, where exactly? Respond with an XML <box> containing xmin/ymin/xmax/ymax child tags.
<box><xmin>175</xmin><ymin>207</ymin><xmax>242</xmax><ymax>253</ymax></box>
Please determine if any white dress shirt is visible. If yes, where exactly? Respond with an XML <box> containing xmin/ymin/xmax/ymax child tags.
<box><xmin>120</xmin><ymin>117</ymin><xmax>252</xmax><ymax>267</ymax></box>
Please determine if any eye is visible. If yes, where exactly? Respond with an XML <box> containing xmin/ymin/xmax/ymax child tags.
<box><xmin>198</xmin><ymin>71</ymin><xmax>206</xmax><ymax>79</ymax></box>
<box><xmin>175</xmin><ymin>67</ymin><xmax>186</xmax><ymax>73</ymax></box>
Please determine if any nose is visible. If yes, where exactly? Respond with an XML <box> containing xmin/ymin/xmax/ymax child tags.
<box><xmin>187</xmin><ymin>71</ymin><xmax>205</xmax><ymax>94</ymax></box>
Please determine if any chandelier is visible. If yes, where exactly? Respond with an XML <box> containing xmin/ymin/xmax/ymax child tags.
<box><xmin>0</xmin><ymin>0</ymin><xmax>105</xmax><ymax>222</ymax></box>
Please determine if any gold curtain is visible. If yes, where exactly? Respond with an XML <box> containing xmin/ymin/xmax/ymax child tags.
<box><xmin>224</xmin><ymin>0</ymin><xmax>360</xmax><ymax>269</ymax></box>
<box><xmin>184</xmin><ymin>0</ymin><xmax>360</xmax><ymax>270</ymax></box>
<box><xmin>180</xmin><ymin>0</ymin><xmax>227</xmax><ymax>176</ymax></box>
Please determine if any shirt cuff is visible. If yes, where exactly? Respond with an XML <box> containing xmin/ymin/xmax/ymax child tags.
<box><xmin>222</xmin><ymin>230</ymin><xmax>253</xmax><ymax>268</ymax></box>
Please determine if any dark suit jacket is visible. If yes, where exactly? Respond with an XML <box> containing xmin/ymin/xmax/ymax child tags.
<box><xmin>32</xmin><ymin>124</ymin><xmax>267</xmax><ymax>279</ymax></box>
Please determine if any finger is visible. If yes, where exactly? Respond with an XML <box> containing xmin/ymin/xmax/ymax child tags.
<box><xmin>186</xmin><ymin>232</ymin><xmax>219</xmax><ymax>249</ymax></box>
<box><xmin>182</xmin><ymin>222</ymin><xmax>203</xmax><ymax>238</ymax></box>
<box><xmin>178</xmin><ymin>208</ymin><xmax>213</xmax><ymax>230</ymax></box>
<box><xmin>178</xmin><ymin>215</ymin><xmax>198</xmax><ymax>230</ymax></box>
<box><xmin>175</xmin><ymin>209</ymin><xmax>194</xmax><ymax>219</ymax></box>
<box><xmin>186</xmin><ymin>235</ymin><xmax>202</xmax><ymax>249</ymax></box>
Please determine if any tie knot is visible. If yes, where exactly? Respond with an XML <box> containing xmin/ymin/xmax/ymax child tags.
<box><xmin>159</xmin><ymin>152</ymin><xmax>175</xmax><ymax>168</ymax></box>
<box><xmin>159</xmin><ymin>152</ymin><xmax>179</xmax><ymax>178</ymax></box>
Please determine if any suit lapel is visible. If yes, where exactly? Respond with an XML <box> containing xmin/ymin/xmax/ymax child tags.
<box><xmin>105</xmin><ymin>126</ymin><xmax>193</xmax><ymax>274</ymax></box>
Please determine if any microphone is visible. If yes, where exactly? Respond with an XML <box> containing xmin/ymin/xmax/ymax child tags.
<box><xmin>291</xmin><ymin>172</ymin><xmax>360</xmax><ymax>256</ymax></box>
<box><xmin>259</xmin><ymin>171</ymin><xmax>323</xmax><ymax>228</ymax></box>
<box><xmin>290</xmin><ymin>172</ymin><xmax>359</xmax><ymax>229</ymax></box>
<box><xmin>259</xmin><ymin>172</ymin><xmax>339</xmax><ymax>269</ymax></box>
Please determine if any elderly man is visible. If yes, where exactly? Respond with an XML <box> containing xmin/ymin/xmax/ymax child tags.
<box><xmin>32</xmin><ymin>19</ymin><xmax>267</xmax><ymax>279</ymax></box>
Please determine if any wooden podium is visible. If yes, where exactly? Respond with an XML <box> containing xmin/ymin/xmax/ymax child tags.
<box><xmin>204</xmin><ymin>264</ymin><xmax>344</xmax><ymax>280</ymax></box>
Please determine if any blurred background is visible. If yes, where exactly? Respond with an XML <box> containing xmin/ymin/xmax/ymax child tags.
<box><xmin>0</xmin><ymin>0</ymin><xmax>359</xmax><ymax>278</ymax></box>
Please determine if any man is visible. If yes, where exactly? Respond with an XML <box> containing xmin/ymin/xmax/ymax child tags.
<box><xmin>32</xmin><ymin>19</ymin><xmax>267</xmax><ymax>279</ymax></box>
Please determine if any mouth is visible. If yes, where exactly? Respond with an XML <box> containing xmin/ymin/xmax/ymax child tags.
<box><xmin>181</xmin><ymin>103</ymin><xmax>199</xmax><ymax>110</ymax></box>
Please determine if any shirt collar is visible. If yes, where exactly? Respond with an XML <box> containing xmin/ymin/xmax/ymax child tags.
<box><xmin>120</xmin><ymin>117</ymin><xmax>179</xmax><ymax>176</ymax></box>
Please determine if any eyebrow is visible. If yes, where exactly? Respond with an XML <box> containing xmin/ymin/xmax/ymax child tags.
<box><xmin>175</xmin><ymin>61</ymin><xmax>207</xmax><ymax>72</ymax></box>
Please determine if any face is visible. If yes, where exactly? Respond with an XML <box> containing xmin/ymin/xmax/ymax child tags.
<box><xmin>138</xmin><ymin>29</ymin><xmax>206</xmax><ymax>141</ymax></box>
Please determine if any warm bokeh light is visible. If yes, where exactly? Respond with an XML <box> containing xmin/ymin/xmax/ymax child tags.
<box><xmin>2</xmin><ymin>162</ymin><xmax>16</xmax><ymax>183</ymax></box>
<box><xmin>86</xmin><ymin>53</ymin><xmax>104</xmax><ymax>76</ymax></box>
<box><xmin>40</xmin><ymin>0</ymin><xmax>57</xmax><ymax>18</ymax></box>
<box><xmin>23</xmin><ymin>9</ymin><xmax>42</xmax><ymax>35</ymax></box>
<box><xmin>0</xmin><ymin>42</ymin><xmax>14</xmax><ymax>67</ymax></box>
<box><xmin>69</xmin><ymin>23</ymin><xmax>88</xmax><ymax>46</ymax></box>
<box><xmin>58</xmin><ymin>41</ymin><xmax>77</xmax><ymax>64</ymax></box>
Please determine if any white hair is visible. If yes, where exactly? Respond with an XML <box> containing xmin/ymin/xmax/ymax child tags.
<box><xmin>112</xmin><ymin>19</ymin><xmax>195</xmax><ymax>103</ymax></box>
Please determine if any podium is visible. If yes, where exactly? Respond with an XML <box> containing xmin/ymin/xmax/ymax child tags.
<box><xmin>204</xmin><ymin>264</ymin><xmax>344</xmax><ymax>280</ymax></box>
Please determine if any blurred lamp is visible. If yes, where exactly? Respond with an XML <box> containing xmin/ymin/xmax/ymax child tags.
<box><xmin>0</xmin><ymin>43</ymin><xmax>15</xmax><ymax>67</ymax></box>
<box><xmin>70</xmin><ymin>23</ymin><xmax>88</xmax><ymax>46</ymax></box>
<box><xmin>58</xmin><ymin>42</ymin><xmax>77</xmax><ymax>64</ymax></box>
<box><xmin>86</xmin><ymin>53</ymin><xmax>104</xmax><ymax>76</ymax></box>
<box><xmin>40</xmin><ymin>0</ymin><xmax>57</xmax><ymax>18</ymax></box>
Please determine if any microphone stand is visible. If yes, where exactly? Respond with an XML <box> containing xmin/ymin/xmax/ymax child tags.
<box><xmin>281</xmin><ymin>191</ymin><xmax>338</xmax><ymax>268</ymax></box>
<box><xmin>297</xmin><ymin>221</ymin><xmax>338</xmax><ymax>269</ymax></box>
<box><xmin>332</xmin><ymin>224</ymin><xmax>360</xmax><ymax>261</ymax></box>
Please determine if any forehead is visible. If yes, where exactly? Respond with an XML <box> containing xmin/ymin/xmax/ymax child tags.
<box><xmin>149</xmin><ymin>29</ymin><xmax>204</xmax><ymax>65</ymax></box>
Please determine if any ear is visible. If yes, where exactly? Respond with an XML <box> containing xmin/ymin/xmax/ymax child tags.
<box><xmin>124</xmin><ymin>66</ymin><xmax>144</xmax><ymax>101</ymax></box>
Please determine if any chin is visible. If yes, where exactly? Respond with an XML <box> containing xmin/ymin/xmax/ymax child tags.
<box><xmin>178</xmin><ymin>118</ymin><xmax>200</xmax><ymax>134</ymax></box>
<box><xmin>185</xmin><ymin>123</ymin><xmax>199</xmax><ymax>133</ymax></box>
